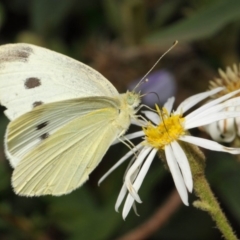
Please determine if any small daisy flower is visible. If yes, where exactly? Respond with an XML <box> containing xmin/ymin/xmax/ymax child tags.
<box><xmin>99</xmin><ymin>87</ymin><xmax>240</xmax><ymax>219</ymax></box>
<box><xmin>202</xmin><ymin>64</ymin><xmax>240</xmax><ymax>142</ymax></box>
<box><xmin>209</xmin><ymin>64</ymin><xmax>240</xmax><ymax>98</ymax></box>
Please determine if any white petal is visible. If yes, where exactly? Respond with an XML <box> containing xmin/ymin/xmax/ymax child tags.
<box><xmin>121</xmin><ymin>148</ymin><xmax>157</xmax><ymax>219</ymax></box>
<box><xmin>180</xmin><ymin>135</ymin><xmax>240</xmax><ymax>154</ymax></box>
<box><xmin>132</xmin><ymin>202</ymin><xmax>139</xmax><ymax>216</ymax></box>
<box><xmin>111</xmin><ymin>131</ymin><xmax>144</xmax><ymax>145</ymax></box>
<box><xmin>202</xmin><ymin>119</ymin><xmax>236</xmax><ymax>143</ymax></box>
<box><xmin>98</xmin><ymin>143</ymin><xmax>143</xmax><ymax>185</ymax></box>
<box><xmin>131</xmin><ymin>119</ymin><xmax>146</xmax><ymax>126</ymax></box>
<box><xmin>185</xmin><ymin>111</ymin><xmax>240</xmax><ymax>129</ymax></box>
<box><xmin>120</xmin><ymin>169</ymin><xmax>140</xmax><ymax>218</ymax></box>
<box><xmin>142</xmin><ymin>111</ymin><xmax>160</xmax><ymax>124</ymax></box>
<box><xmin>163</xmin><ymin>97</ymin><xmax>175</xmax><ymax>113</ymax></box>
<box><xmin>115</xmin><ymin>184</ymin><xmax>128</xmax><ymax>212</ymax></box>
<box><xmin>130</xmin><ymin>148</ymin><xmax>157</xmax><ymax>202</ymax></box>
<box><xmin>171</xmin><ymin>141</ymin><xmax>193</xmax><ymax>192</ymax></box>
<box><xmin>116</xmin><ymin>163</ymin><xmax>140</xmax><ymax>212</ymax></box>
<box><xmin>133</xmin><ymin>148</ymin><xmax>157</xmax><ymax>190</ymax></box>
<box><xmin>186</xmin><ymin>96</ymin><xmax>240</xmax><ymax>123</ymax></box>
<box><xmin>176</xmin><ymin>87</ymin><xmax>224</xmax><ymax>114</ymax></box>
<box><xmin>165</xmin><ymin>145</ymin><xmax>189</xmax><ymax>205</ymax></box>
<box><xmin>125</xmin><ymin>146</ymin><xmax>152</xmax><ymax>203</ymax></box>
<box><xmin>185</xmin><ymin>88</ymin><xmax>240</xmax><ymax>120</ymax></box>
<box><xmin>122</xmin><ymin>193</ymin><xmax>135</xmax><ymax>219</ymax></box>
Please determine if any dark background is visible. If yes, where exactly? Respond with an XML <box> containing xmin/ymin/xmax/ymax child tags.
<box><xmin>0</xmin><ymin>0</ymin><xmax>240</xmax><ymax>239</ymax></box>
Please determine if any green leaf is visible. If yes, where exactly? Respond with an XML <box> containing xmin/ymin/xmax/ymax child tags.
<box><xmin>30</xmin><ymin>0</ymin><xmax>77</xmax><ymax>35</ymax></box>
<box><xmin>49</xmin><ymin>187</ymin><xmax>121</xmax><ymax>240</ymax></box>
<box><xmin>145</xmin><ymin>0</ymin><xmax>240</xmax><ymax>45</ymax></box>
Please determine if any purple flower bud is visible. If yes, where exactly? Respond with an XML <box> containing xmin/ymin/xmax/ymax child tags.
<box><xmin>129</xmin><ymin>70</ymin><xmax>176</xmax><ymax>106</ymax></box>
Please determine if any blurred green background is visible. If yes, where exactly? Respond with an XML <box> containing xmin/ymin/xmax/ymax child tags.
<box><xmin>0</xmin><ymin>0</ymin><xmax>240</xmax><ymax>239</ymax></box>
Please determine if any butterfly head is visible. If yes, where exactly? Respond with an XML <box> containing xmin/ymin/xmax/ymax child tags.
<box><xmin>125</xmin><ymin>91</ymin><xmax>141</xmax><ymax>109</ymax></box>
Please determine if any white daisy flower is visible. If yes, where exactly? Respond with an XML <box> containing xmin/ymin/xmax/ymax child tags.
<box><xmin>99</xmin><ymin>87</ymin><xmax>240</xmax><ymax>219</ymax></box>
<box><xmin>201</xmin><ymin>64</ymin><xmax>240</xmax><ymax>142</ymax></box>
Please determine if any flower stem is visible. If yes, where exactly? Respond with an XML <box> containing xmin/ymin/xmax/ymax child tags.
<box><xmin>181</xmin><ymin>142</ymin><xmax>238</xmax><ymax>240</ymax></box>
<box><xmin>232</xmin><ymin>137</ymin><xmax>240</xmax><ymax>162</ymax></box>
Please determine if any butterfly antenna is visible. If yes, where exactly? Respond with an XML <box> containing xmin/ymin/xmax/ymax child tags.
<box><xmin>133</xmin><ymin>40</ymin><xmax>178</xmax><ymax>92</ymax></box>
<box><xmin>143</xmin><ymin>91</ymin><xmax>161</xmax><ymax>103</ymax></box>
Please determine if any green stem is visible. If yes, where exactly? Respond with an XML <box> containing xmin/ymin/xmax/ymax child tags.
<box><xmin>232</xmin><ymin>137</ymin><xmax>240</xmax><ymax>162</ymax></box>
<box><xmin>181</xmin><ymin>142</ymin><xmax>238</xmax><ymax>240</ymax></box>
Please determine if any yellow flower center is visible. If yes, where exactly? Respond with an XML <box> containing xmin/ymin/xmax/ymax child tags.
<box><xmin>143</xmin><ymin>106</ymin><xmax>185</xmax><ymax>149</ymax></box>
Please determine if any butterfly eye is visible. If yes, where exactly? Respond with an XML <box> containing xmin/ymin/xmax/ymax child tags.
<box><xmin>126</xmin><ymin>93</ymin><xmax>136</xmax><ymax>105</ymax></box>
<box><xmin>127</xmin><ymin>96</ymin><xmax>134</xmax><ymax>105</ymax></box>
<box><xmin>126</xmin><ymin>93</ymin><xmax>141</xmax><ymax>109</ymax></box>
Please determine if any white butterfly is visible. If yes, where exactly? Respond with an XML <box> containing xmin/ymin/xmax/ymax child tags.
<box><xmin>0</xmin><ymin>43</ymin><xmax>141</xmax><ymax>196</ymax></box>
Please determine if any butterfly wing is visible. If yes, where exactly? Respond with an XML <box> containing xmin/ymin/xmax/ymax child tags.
<box><xmin>0</xmin><ymin>43</ymin><xmax>140</xmax><ymax>196</ymax></box>
<box><xmin>0</xmin><ymin>43</ymin><xmax>118</xmax><ymax>120</ymax></box>
<box><xmin>7</xmin><ymin>100</ymin><xmax>121</xmax><ymax>196</ymax></box>
<box><xmin>6</xmin><ymin>96</ymin><xmax>120</xmax><ymax>168</ymax></box>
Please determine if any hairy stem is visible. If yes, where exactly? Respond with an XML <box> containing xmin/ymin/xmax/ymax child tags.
<box><xmin>182</xmin><ymin>142</ymin><xmax>237</xmax><ymax>240</ymax></box>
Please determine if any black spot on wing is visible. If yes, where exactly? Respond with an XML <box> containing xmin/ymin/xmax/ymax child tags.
<box><xmin>36</xmin><ymin>121</ymin><xmax>49</xmax><ymax>130</ymax></box>
<box><xmin>0</xmin><ymin>45</ymin><xmax>33</xmax><ymax>63</ymax></box>
<box><xmin>40</xmin><ymin>133</ymin><xmax>49</xmax><ymax>140</ymax></box>
<box><xmin>25</xmin><ymin>77</ymin><xmax>41</xmax><ymax>89</ymax></box>
<box><xmin>33</xmin><ymin>101</ymin><xmax>43</xmax><ymax>108</ymax></box>
<box><xmin>15</xmin><ymin>46</ymin><xmax>33</xmax><ymax>59</ymax></box>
